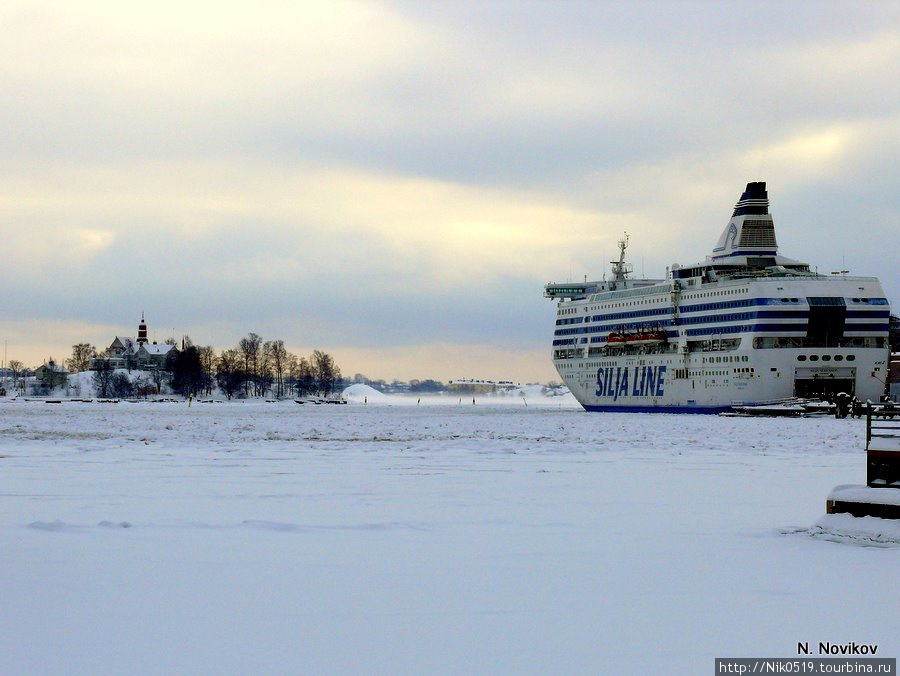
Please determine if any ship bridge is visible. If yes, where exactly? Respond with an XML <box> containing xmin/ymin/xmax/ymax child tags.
<box><xmin>544</xmin><ymin>282</ymin><xmax>598</xmax><ymax>299</ymax></box>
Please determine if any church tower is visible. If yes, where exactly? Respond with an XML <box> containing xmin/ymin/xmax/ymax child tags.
<box><xmin>137</xmin><ymin>312</ymin><xmax>149</xmax><ymax>346</ymax></box>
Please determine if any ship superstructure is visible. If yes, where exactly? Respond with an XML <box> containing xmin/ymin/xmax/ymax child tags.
<box><xmin>545</xmin><ymin>182</ymin><xmax>891</xmax><ymax>412</ymax></box>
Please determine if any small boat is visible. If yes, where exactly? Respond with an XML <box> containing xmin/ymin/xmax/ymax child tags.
<box><xmin>606</xmin><ymin>331</ymin><xmax>627</xmax><ymax>349</ymax></box>
<box><xmin>627</xmin><ymin>329</ymin><xmax>668</xmax><ymax>347</ymax></box>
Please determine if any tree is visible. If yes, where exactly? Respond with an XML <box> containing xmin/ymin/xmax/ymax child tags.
<box><xmin>409</xmin><ymin>379</ymin><xmax>445</xmax><ymax>393</ymax></box>
<box><xmin>311</xmin><ymin>350</ymin><xmax>341</xmax><ymax>396</ymax></box>
<box><xmin>264</xmin><ymin>340</ymin><xmax>289</xmax><ymax>398</ymax></box>
<box><xmin>198</xmin><ymin>345</ymin><xmax>217</xmax><ymax>395</ymax></box>
<box><xmin>150</xmin><ymin>365</ymin><xmax>165</xmax><ymax>394</ymax></box>
<box><xmin>66</xmin><ymin>343</ymin><xmax>96</xmax><ymax>373</ymax></box>
<box><xmin>293</xmin><ymin>356</ymin><xmax>316</xmax><ymax>397</ymax></box>
<box><xmin>216</xmin><ymin>349</ymin><xmax>245</xmax><ymax>399</ymax></box>
<box><xmin>132</xmin><ymin>373</ymin><xmax>155</xmax><ymax>398</ymax></box>
<box><xmin>110</xmin><ymin>372</ymin><xmax>135</xmax><ymax>398</ymax></box>
<box><xmin>8</xmin><ymin>360</ymin><xmax>23</xmax><ymax>393</ymax></box>
<box><xmin>257</xmin><ymin>342</ymin><xmax>273</xmax><ymax>397</ymax></box>
<box><xmin>238</xmin><ymin>333</ymin><xmax>262</xmax><ymax>397</ymax></box>
<box><xmin>93</xmin><ymin>358</ymin><xmax>115</xmax><ymax>398</ymax></box>
<box><xmin>171</xmin><ymin>345</ymin><xmax>204</xmax><ymax>398</ymax></box>
<box><xmin>284</xmin><ymin>353</ymin><xmax>299</xmax><ymax>397</ymax></box>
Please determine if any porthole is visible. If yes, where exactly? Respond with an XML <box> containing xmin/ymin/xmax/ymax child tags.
<box><xmin>847</xmin><ymin>355</ymin><xmax>856</xmax><ymax>362</ymax></box>
<box><xmin>822</xmin><ymin>355</ymin><xmax>831</xmax><ymax>362</ymax></box>
<box><xmin>810</xmin><ymin>355</ymin><xmax>819</xmax><ymax>362</ymax></box>
<box><xmin>834</xmin><ymin>355</ymin><xmax>844</xmax><ymax>362</ymax></box>
<box><xmin>798</xmin><ymin>355</ymin><xmax>807</xmax><ymax>362</ymax></box>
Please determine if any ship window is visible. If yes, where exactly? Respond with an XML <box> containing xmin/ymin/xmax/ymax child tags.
<box><xmin>847</xmin><ymin>355</ymin><xmax>856</xmax><ymax>361</ymax></box>
<box><xmin>834</xmin><ymin>355</ymin><xmax>844</xmax><ymax>362</ymax></box>
<box><xmin>809</xmin><ymin>355</ymin><xmax>819</xmax><ymax>362</ymax></box>
<box><xmin>822</xmin><ymin>355</ymin><xmax>831</xmax><ymax>362</ymax></box>
<box><xmin>798</xmin><ymin>355</ymin><xmax>807</xmax><ymax>361</ymax></box>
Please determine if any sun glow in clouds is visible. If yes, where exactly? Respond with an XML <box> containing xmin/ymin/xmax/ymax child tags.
<box><xmin>0</xmin><ymin>1</ymin><xmax>897</xmax><ymax>378</ymax></box>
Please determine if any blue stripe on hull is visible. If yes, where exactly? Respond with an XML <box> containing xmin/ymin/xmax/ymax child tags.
<box><xmin>582</xmin><ymin>403</ymin><xmax>735</xmax><ymax>414</ymax></box>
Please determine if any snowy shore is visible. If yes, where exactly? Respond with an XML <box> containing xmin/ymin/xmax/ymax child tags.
<box><xmin>2</xmin><ymin>399</ymin><xmax>897</xmax><ymax>675</ymax></box>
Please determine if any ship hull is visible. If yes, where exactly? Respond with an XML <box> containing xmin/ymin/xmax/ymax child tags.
<box><xmin>558</xmin><ymin>339</ymin><xmax>886</xmax><ymax>413</ymax></box>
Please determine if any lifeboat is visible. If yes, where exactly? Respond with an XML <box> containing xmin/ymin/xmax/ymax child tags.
<box><xmin>606</xmin><ymin>331</ymin><xmax>627</xmax><ymax>349</ymax></box>
<box><xmin>628</xmin><ymin>330</ymin><xmax>668</xmax><ymax>347</ymax></box>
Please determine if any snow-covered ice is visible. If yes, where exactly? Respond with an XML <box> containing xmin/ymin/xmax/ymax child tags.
<box><xmin>2</xmin><ymin>398</ymin><xmax>898</xmax><ymax>675</ymax></box>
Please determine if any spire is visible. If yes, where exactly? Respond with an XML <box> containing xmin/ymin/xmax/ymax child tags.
<box><xmin>137</xmin><ymin>313</ymin><xmax>149</xmax><ymax>346</ymax></box>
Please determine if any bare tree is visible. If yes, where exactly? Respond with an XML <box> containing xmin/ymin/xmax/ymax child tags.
<box><xmin>264</xmin><ymin>340</ymin><xmax>289</xmax><ymax>398</ymax></box>
<box><xmin>8</xmin><ymin>360</ymin><xmax>23</xmax><ymax>393</ymax></box>
<box><xmin>198</xmin><ymin>345</ymin><xmax>216</xmax><ymax>395</ymax></box>
<box><xmin>110</xmin><ymin>372</ymin><xmax>135</xmax><ymax>398</ymax></box>
<box><xmin>238</xmin><ymin>333</ymin><xmax>262</xmax><ymax>397</ymax></box>
<box><xmin>311</xmin><ymin>350</ymin><xmax>341</xmax><ymax>397</ymax></box>
<box><xmin>216</xmin><ymin>348</ymin><xmax>245</xmax><ymax>400</ymax></box>
<box><xmin>293</xmin><ymin>356</ymin><xmax>316</xmax><ymax>397</ymax></box>
<box><xmin>150</xmin><ymin>366</ymin><xmax>165</xmax><ymax>394</ymax></box>
<box><xmin>284</xmin><ymin>352</ymin><xmax>299</xmax><ymax>396</ymax></box>
<box><xmin>66</xmin><ymin>343</ymin><xmax>96</xmax><ymax>373</ymax></box>
<box><xmin>93</xmin><ymin>358</ymin><xmax>115</xmax><ymax>398</ymax></box>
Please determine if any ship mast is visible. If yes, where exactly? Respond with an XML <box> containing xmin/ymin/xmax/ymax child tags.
<box><xmin>610</xmin><ymin>233</ymin><xmax>632</xmax><ymax>290</ymax></box>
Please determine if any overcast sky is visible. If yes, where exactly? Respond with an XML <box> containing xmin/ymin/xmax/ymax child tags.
<box><xmin>2</xmin><ymin>0</ymin><xmax>898</xmax><ymax>382</ymax></box>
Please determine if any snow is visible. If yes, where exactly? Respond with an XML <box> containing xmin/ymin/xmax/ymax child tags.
<box><xmin>869</xmin><ymin>437</ymin><xmax>900</xmax><ymax>452</ymax></box>
<box><xmin>2</xmin><ymin>399</ymin><xmax>898</xmax><ymax>675</ymax></box>
<box><xmin>810</xmin><ymin>513</ymin><xmax>900</xmax><ymax>547</ymax></box>
<box><xmin>342</xmin><ymin>383</ymin><xmax>389</xmax><ymax>401</ymax></box>
<box><xmin>828</xmin><ymin>484</ymin><xmax>900</xmax><ymax>506</ymax></box>
<box><xmin>341</xmin><ymin>383</ymin><xmax>576</xmax><ymax>407</ymax></box>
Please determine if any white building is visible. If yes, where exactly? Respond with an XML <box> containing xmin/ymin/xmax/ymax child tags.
<box><xmin>91</xmin><ymin>315</ymin><xmax>179</xmax><ymax>371</ymax></box>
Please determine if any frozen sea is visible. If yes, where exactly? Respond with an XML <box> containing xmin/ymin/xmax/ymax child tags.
<box><xmin>2</xmin><ymin>397</ymin><xmax>898</xmax><ymax>675</ymax></box>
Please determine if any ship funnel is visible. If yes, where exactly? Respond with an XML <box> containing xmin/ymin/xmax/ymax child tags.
<box><xmin>710</xmin><ymin>181</ymin><xmax>777</xmax><ymax>259</ymax></box>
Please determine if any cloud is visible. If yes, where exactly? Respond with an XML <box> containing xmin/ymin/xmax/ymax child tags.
<box><xmin>1</xmin><ymin>0</ymin><xmax>898</xmax><ymax>376</ymax></box>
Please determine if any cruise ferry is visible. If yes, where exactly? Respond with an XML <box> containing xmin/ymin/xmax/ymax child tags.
<box><xmin>545</xmin><ymin>182</ymin><xmax>891</xmax><ymax>413</ymax></box>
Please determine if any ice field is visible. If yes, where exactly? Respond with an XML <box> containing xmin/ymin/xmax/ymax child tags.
<box><xmin>2</xmin><ymin>397</ymin><xmax>898</xmax><ymax>675</ymax></box>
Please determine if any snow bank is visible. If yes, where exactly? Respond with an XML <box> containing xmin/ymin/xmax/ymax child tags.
<box><xmin>342</xmin><ymin>383</ymin><xmax>578</xmax><ymax>407</ymax></box>
<box><xmin>827</xmin><ymin>484</ymin><xmax>900</xmax><ymax>507</ymax></box>
<box><xmin>342</xmin><ymin>383</ymin><xmax>388</xmax><ymax>401</ymax></box>
<box><xmin>809</xmin><ymin>513</ymin><xmax>900</xmax><ymax>546</ymax></box>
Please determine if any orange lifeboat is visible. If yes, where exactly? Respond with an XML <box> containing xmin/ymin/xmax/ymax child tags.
<box><xmin>606</xmin><ymin>331</ymin><xmax>627</xmax><ymax>349</ymax></box>
<box><xmin>629</xmin><ymin>330</ymin><xmax>667</xmax><ymax>347</ymax></box>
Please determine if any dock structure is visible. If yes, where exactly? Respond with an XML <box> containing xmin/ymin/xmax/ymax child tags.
<box><xmin>826</xmin><ymin>406</ymin><xmax>900</xmax><ymax>519</ymax></box>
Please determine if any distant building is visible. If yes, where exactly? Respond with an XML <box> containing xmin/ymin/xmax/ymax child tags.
<box><xmin>91</xmin><ymin>314</ymin><xmax>179</xmax><ymax>371</ymax></box>
<box><xmin>137</xmin><ymin>341</ymin><xmax>178</xmax><ymax>370</ymax></box>
<box><xmin>35</xmin><ymin>360</ymin><xmax>68</xmax><ymax>389</ymax></box>
<box><xmin>447</xmin><ymin>379</ymin><xmax>518</xmax><ymax>394</ymax></box>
